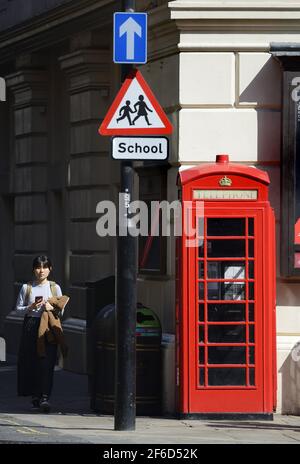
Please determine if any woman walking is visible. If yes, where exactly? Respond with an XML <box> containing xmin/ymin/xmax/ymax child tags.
<box><xmin>16</xmin><ymin>255</ymin><xmax>63</xmax><ymax>413</ymax></box>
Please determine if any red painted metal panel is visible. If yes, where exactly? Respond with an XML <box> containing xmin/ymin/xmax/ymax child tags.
<box><xmin>179</xmin><ymin>158</ymin><xmax>270</xmax><ymax>187</ymax></box>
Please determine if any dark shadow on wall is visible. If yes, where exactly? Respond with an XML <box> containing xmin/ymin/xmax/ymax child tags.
<box><xmin>239</xmin><ymin>57</ymin><xmax>282</xmax><ymax>108</ymax></box>
<box><xmin>239</xmin><ymin>56</ymin><xmax>282</xmax><ymax>164</ymax></box>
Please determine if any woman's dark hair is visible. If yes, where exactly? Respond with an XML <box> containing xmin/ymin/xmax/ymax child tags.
<box><xmin>32</xmin><ymin>255</ymin><xmax>53</xmax><ymax>271</ymax></box>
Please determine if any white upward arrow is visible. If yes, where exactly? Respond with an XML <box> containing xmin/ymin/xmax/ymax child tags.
<box><xmin>119</xmin><ymin>17</ymin><xmax>142</xmax><ymax>60</ymax></box>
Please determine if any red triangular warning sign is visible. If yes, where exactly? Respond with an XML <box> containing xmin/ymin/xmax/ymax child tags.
<box><xmin>99</xmin><ymin>69</ymin><xmax>173</xmax><ymax>136</ymax></box>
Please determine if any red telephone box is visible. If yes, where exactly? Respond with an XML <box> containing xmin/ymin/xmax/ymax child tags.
<box><xmin>176</xmin><ymin>155</ymin><xmax>276</xmax><ymax>418</ymax></box>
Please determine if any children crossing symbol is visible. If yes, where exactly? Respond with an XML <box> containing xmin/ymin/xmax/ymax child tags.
<box><xmin>116</xmin><ymin>100</ymin><xmax>135</xmax><ymax>125</ymax></box>
<box><xmin>116</xmin><ymin>95</ymin><xmax>153</xmax><ymax>126</ymax></box>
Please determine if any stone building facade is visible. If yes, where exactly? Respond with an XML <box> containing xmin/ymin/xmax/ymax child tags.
<box><xmin>0</xmin><ymin>0</ymin><xmax>300</xmax><ymax>414</ymax></box>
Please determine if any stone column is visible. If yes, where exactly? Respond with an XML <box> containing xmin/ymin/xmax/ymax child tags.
<box><xmin>60</xmin><ymin>40</ymin><xmax>116</xmax><ymax>373</ymax></box>
<box><xmin>0</xmin><ymin>75</ymin><xmax>14</xmax><ymax>338</ymax></box>
<box><xmin>4</xmin><ymin>54</ymin><xmax>49</xmax><ymax>353</ymax></box>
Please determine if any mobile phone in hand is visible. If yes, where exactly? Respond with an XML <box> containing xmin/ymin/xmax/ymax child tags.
<box><xmin>35</xmin><ymin>296</ymin><xmax>43</xmax><ymax>304</ymax></box>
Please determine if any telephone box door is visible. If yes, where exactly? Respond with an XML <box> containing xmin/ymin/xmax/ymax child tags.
<box><xmin>188</xmin><ymin>209</ymin><xmax>264</xmax><ymax>413</ymax></box>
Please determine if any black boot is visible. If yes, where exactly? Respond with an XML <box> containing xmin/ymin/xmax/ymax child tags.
<box><xmin>31</xmin><ymin>396</ymin><xmax>40</xmax><ymax>411</ymax></box>
<box><xmin>39</xmin><ymin>395</ymin><xmax>51</xmax><ymax>413</ymax></box>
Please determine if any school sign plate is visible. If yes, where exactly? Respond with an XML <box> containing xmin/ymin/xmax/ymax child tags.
<box><xmin>111</xmin><ymin>136</ymin><xmax>168</xmax><ymax>160</ymax></box>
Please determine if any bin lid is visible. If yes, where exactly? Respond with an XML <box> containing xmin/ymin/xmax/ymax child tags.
<box><xmin>136</xmin><ymin>306</ymin><xmax>161</xmax><ymax>329</ymax></box>
<box><xmin>95</xmin><ymin>303</ymin><xmax>161</xmax><ymax>342</ymax></box>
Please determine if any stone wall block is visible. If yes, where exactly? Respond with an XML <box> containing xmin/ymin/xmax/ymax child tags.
<box><xmin>69</xmin><ymin>188</ymin><xmax>110</xmax><ymax>220</ymax></box>
<box><xmin>70</xmin><ymin>221</ymin><xmax>110</xmax><ymax>252</ymax></box>
<box><xmin>68</xmin><ymin>156</ymin><xmax>111</xmax><ymax>187</ymax></box>
<box><xmin>15</xmin><ymin>224</ymin><xmax>47</xmax><ymax>251</ymax></box>
<box><xmin>14</xmin><ymin>166</ymin><xmax>47</xmax><ymax>193</ymax></box>
<box><xmin>179</xmin><ymin>52</ymin><xmax>235</xmax><ymax>106</ymax></box>
<box><xmin>70</xmin><ymin>122</ymin><xmax>109</xmax><ymax>154</ymax></box>
<box><xmin>14</xmin><ymin>254</ymin><xmax>40</xmax><ymax>282</ymax></box>
<box><xmin>14</xmin><ymin>106</ymin><xmax>47</xmax><ymax>136</ymax></box>
<box><xmin>179</xmin><ymin>108</ymin><xmax>281</xmax><ymax>162</ymax></box>
<box><xmin>70</xmin><ymin>90</ymin><xmax>109</xmax><ymax>122</ymax></box>
<box><xmin>70</xmin><ymin>254</ymin><xmax>113</xmax><ymax>283</ymax></box>
<box><xmin>15</xmin><ymin>136</ymin><xmax>47</xmax><ymax>164</ymax></box>
<box><xmin>238</xmin><ymin>53</ymin><xmax>282</xmax><ymax>108</ymax></box>
<box><xmin>15</xmin><ymin>194</ymin><xmax>47</xmax><ymax>222</ymax></box>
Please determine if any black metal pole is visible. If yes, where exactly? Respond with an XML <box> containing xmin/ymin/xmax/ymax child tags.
<box><xmin>114</xmin><ymin>0</ymin><xmax>137</xmax><ymax>431</ymax></box>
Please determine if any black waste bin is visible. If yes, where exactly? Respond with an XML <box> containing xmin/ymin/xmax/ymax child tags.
<box><xmin>86</xmin><ymin>276</ymin><xmax>115</xmax><ymax>410</ymax></box>
<box><xmin>93</xmin><ymin>303</ymin><xmax>162</xmax><ymax>416</ymax></box>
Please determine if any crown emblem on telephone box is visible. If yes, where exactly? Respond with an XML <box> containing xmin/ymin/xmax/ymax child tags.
<box><xmin>219</xmin><ymin>175</ymin><xmax>232</xmax><ymax>187</ymax></box>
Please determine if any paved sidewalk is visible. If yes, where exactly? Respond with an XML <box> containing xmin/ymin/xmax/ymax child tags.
<box><xmin>0</xmin><ymin>357</ymin><xmax>300</xmax><ymax>444</ymax></box>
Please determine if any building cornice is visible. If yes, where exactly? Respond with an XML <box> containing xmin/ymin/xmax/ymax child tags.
<box><xmin>148</xmin><ymin>5</ymin><xmax>179</xmax><ymax>61</ymax></box>
<box><xmin>0</xmin><ymin>0</ymin><xmax>116</xmax><ymax>64</ymax></box>
<box><xmin>169</xmin><ymin>1</ymin><xmax>300</xmax><ymax>14</ymax></box>
<box><xmin>168</xmin><ymin>1</ymin><xmax>300</xmax><ymax>52</ymax></box>
<box><xmin>168</xmin><ymin>1</ymin><xmax>300</xmax><ymax>20</ymax></box>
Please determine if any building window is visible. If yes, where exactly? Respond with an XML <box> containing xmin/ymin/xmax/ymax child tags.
<box><xmin>138</xmin><ymin>167</ymin><xmax>167</xmax><ymax>275</ymax></box>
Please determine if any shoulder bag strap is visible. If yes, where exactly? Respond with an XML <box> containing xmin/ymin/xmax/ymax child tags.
<box><xmin>49</xmin><ymin>281</ymin><xmax>58</xmax><ymax>297</ymax></box>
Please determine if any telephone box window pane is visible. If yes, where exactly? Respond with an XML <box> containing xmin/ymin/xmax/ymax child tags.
<box><xmin>248</xmin><ymin>282</ymin><xmax>255</xmax><ymax>300</ymax></box>
<box><xmin>199</xmin><ymin>325</ymin><xmax>205</xmax><ymax>343</ymax></box>
<box><xmin>223</xmin><ymin>282</ymin><xmax>245</xmax><ymax>300</ymax></box>
<box><xmin>207</xmin><ymin>218</ymin><xmax>245</xmax><ymax>236</ymax></box>
<box><xmin>199</xmin><ymin>346</ymin><xmax>205</xmax><ymax>364</ymax></box>
<box><xmin>208</xmin><ymin>261</ymin><xmax>245</xmax><ymax>279</ymax></box>
<box><xmin>249</xmin><ymin>346</ymin><xmax>255</xmax><ymax>365</ymax></box>
<box><xmin>248</xmin><ymin>303</ymin><xmax>254</xmax><ymax>321</ymax></box>
<box><xmin>199</xmin><ymin>243</ymin><xmax>204</xmax><ymax>257</ymax></box>
<box><xmin>207</xmin><ymin>240</ymin><xmax>245</xmax><ymax>258</ymax></box>
<box><xmin>248</xmin><ymin>239</ymin><xmax>254</xmax><ymax>257</ymax></box>
<box><xmin>207</xmin><ymin>282</ymin><xmax>220</xmax><ymax>300</ymax></box>
<box><xmin>198</xmin><ymin>282</ymin><xmax>204</xmax><ymax>300</ymax></box>
<box><xmin>207</xmin><ymin>262</ymin><xmax>219</xmax><ymax>278</ymax></box>
<box><xmin>249</xmin><ymin>325</ymin><xmax>255</xmax><ymax>343</ymax></box>
<box><xmin>199</xmin><ymin>304</ymin><xmax>205</xmax><ymax>322</ymax></box>
<box><xmin>249</xmin><ymin>368</ymin><xmax>255</xmax><ymax>386</ymax></box>
<box><xmin>208</xmin><ymin>325</ymin><xmax>246</xmax><ymax>343</ymax></box>
<box><xmin>208</xmin><ymin>303</ymin><xmax>245</xmax><ymax>321</ymax></box>
<box><xmin>198</xmin><ymin>261</ymin><xmax>204</xmax><ymax>278</ymax></box>
<box><xmin>248</xmin><ymin>218</ymin><xmax>254</xmax><ymax>236</ymax></box>
<box><xmin>208</xmin><ymin>346</ymin><xmax>246</xmax><ymax>364</ymax></box>
<box><xmin>248</xmin><ymin>261</ymin><xmax>254</xmax><ymax>279</ymax></box>
<box><xmin>207</xmin><ymin>282</ymin><xmax>245</xmax><ymax>300</ymax></box>
<box><xmin>199</xmin><ymin>368</ymin><xmax>205</xmax><ymax>386</ymax></box>
<box><xmin>224</xmin><ymin>263</ymin><xmax>245</xmax><ymax>279</ymax></box>
<box><xmin>208</xmin><ymin>368</ymin><xmax>246</xmax><ymax>386</ymax></box>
